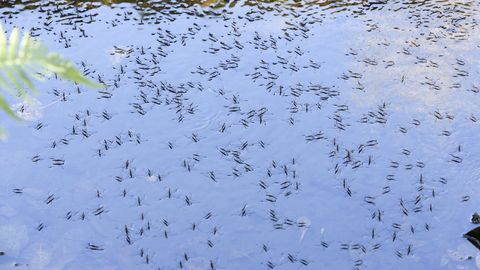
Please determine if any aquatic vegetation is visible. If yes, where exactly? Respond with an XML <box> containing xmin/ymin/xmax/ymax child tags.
<box><xmin>0</xmin><ymin>24</ymin><xmax>101</xmax><ymax>136</ymax></box>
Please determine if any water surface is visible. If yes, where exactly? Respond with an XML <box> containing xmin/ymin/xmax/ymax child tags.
<box><xmin>1</xmin><ymin>0</ymin><xmax>480</xmax><ymax>269</ymax></box>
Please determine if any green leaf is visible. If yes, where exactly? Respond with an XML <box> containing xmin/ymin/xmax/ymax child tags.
<box><xmin>0</xmin><ymin>94</ymin><xmax>19</xmax><ymax>120</ymax></box>
<box><xmin>0</xmin><ymin>73</ymin><xmax>15</xmax><ymax>95</ymax></box>
<box><xmin>62</xmin><ymin>65</ymin><xmax>104</xmax><ymax>88</ymax></box>
<box><xmin>7</xmin><ymin>28</ymin><xmax>19</xmax><ymax>62</ymax></box>
<box><xmin>18</xmin><ymin>31</ymin><xmax>30</xmax><ymax>61</ymax></box>
<box><xmin>0</xmin><ymin>24</ymin><xmax>6</xmax><ymax>62</ymax></box>
<box><xmin>2</xmin><ymin>68</ymin><xmax>23</xmax><ymax>95</ymax></box>
<box><xmin>13</xmin><ymin>66</ymin><xmax>38</xmax><ymax>94</ymax></box>
<box><xmin>0</xmin><ymin>23</ymin><xmax>104</xmax><ymax>126</ymax></box>
<box><xmin>0</xmin><ymin>126</ymin><xmax>6</xmax><ymax>140</ymax></box>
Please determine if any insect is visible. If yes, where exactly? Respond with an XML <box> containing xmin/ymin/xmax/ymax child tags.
<box><xmin>300</xmin><ymin>259</ymin><xmax>309</xmax><ymax>266</ymax></box>
<box><xmin>450</xmin><ymin>154</ymin><xmax>462</xmax><ymax>163</ymax></box>
<box><xmin>208</xmin><ymin>171</ymin><xmax>217</xmax><ymax>182</ymax></box>
<box><xmin>52</xmin><ymin>158</ymin><xmax>65</xmax><ymax>166</ymax></box>
<box><xmin>45</xmin><ymin>194</ymin><xmax>55</xmax><ymax>204</ymax></box>
<box><xmin>93</xmin><ymin>206</ymin><xmax>105</xmax><ymax>216</ymax></box>
<box><xmin>191</xmin><ymin>133</ymin><xmax>199</xmax><ymax>142</ymax></box>
<box><xmin>240</xmin><ymin>204</ymin><xmax>247</xmax><ymax>216</ymax></box>
<box><xmin>185</xmin><ymin>196</ymin><xmax>192</xmax><ymax>206</ymax></box>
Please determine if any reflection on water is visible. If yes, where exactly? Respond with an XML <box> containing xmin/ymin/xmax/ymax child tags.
<box><xmin>1</xmin><ymin>0</ymin><xmax>480</xmax><ymax>269</ymax></box>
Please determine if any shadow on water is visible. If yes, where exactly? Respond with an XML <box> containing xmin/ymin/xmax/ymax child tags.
<box><xmin>0</xmin><ymin>0</ymin><xmax>462</xmax><ymax>14</ymax></box>
<box><xmin>1</xmin><ymin>0</ymin><xmax>477</xmax><ymax>36</ymax></box>
<box><xmin>0</xmin><ymin>0</ymin><xmax>368</xmax><ymax>11</ymax></box>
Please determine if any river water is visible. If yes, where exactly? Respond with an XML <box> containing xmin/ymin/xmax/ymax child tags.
<box><xmin>1</xmin><ymin>0</ymin><xmax>480</xmax><ymax>269</ymax></box>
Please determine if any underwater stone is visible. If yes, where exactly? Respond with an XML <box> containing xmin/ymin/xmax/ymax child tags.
<box><xmin>472</xmin><ymin>213</ymin><xmax>480</xmax><ymax>224</ymax></box>
<box><xmin>464</xmin><ymin>226</ymin><xmax>480</xmax><ymax>250</ymax></box>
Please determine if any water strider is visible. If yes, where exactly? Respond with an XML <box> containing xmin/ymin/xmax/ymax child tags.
<box><xmin>0</xmin><ymin>0</ymin><xmax>480</xmax><ymax>269</ymax></box>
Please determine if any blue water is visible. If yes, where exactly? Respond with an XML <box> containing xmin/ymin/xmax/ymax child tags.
<box><xmin>1</xmin><ymin>1</ymin><xmax>480</xmax><ymax>269</ymax></box>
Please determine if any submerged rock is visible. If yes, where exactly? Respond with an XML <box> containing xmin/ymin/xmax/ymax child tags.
<box><xmin>472</xmin><ymin>213</ymin><xmax>480</xmax><ymax>224</ymax></box>
<box><xmin>464</xmin><ymin>226</ymin><xmax>480</xmax><ymax>250</ymax></box>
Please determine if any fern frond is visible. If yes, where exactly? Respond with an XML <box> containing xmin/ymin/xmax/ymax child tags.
<box><xmin>0</xmin><ymin>24</ymin><xmax>103</xmax><ymax>120</ymax></box>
